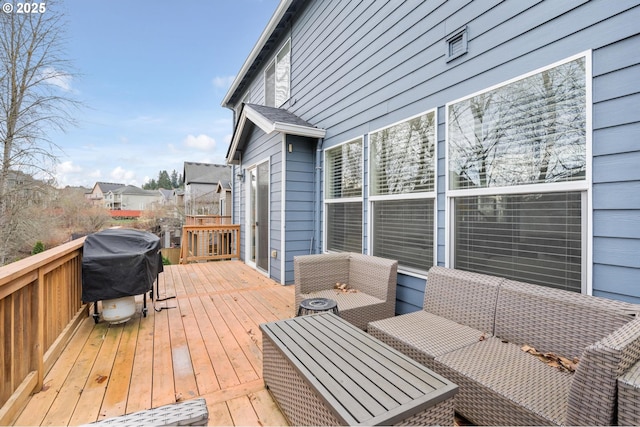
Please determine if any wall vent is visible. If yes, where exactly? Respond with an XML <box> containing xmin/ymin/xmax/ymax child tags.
<box><xmin>446</xmin><ymin>26</ymin><xmax>468</xmax><ymax>62</ymax></box>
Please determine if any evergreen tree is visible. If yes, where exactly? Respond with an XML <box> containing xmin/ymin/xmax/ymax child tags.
<box><xmin>158</xmin><ymin>170</ymin><xmax>171</xmax><ymax>189</ymax></box>
<box><xmin>170</xmin><ymin>169</ymin><xmax>179</xmax><ymax>188</ymax></box>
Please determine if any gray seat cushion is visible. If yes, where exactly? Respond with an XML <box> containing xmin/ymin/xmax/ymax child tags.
<box><xmin>435</xmin><ymin>337</ymin><xmax>572</xmax><ymax>426</ymax></box>
<box><xmin>368</xmin><ymin>311</ymin><xmax>487</xmax><ymax>371</ymax></box>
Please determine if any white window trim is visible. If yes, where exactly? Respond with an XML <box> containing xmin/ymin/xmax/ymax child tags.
<box><xmin>367</xmin><ymin>108</ymin><xmax>438</xmax><ymax>277</ymax></box>
<box><xmin>323</xmin><ymin>137</ymin><xmax>364</xmax><ymax>254</ymax></box>
<box><xmin>444</xmin><ymin>51</ymin><xmax>593</xmax><ymax>294</ymax></box>
<box><xmin>263</xmin><ymin>38</ymin><xmax>291</xmax><ymax>108</ymax></box>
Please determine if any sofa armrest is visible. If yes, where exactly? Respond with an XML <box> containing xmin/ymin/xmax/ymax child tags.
<box><xmin>566</xmin><ymin>316</ymin><xmax>640</xmax><ymax>426</ymax></box>
<box><xmin>619</xmin><ymin>359</ymin><xmax>640</xmax><ymax>426</ymax></box>
<box><xmin>347</xmin><ymin>253</ymin><xmax>397</xmax><ymax>302</ymax></box>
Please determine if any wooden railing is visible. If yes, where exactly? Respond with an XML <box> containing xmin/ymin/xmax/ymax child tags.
<box><xmin>185</xmin><ymin>215</ymin><xmax>232</xmax><ymax>225</ymax></box>
<box><xmin>0</xmin><ymin>237</ymin><xmax>87</xmax><ymax>425</ymax></box>
<box><xmin>180</xmin><ymin>225</ymin><xmax>240</xmax><ymax>264</ymax></box>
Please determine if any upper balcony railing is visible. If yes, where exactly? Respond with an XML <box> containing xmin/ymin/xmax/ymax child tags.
<box><xmin>179</xmin><ymin>224</ymin><xmax>240</xmax><ymax>264</ymax></box>
<box><xmin>0</xmin><ymin>238</ymin><xmax>86</xmax><ymax>425</ymax></box>
<box><xmin>185</xmin><ymin>215</ymin><xmax>232</xmax><ymax>225</ymax></box>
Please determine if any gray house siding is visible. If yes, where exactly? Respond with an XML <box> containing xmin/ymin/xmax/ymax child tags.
<box><xmin>226</xmin><ymin>0</ymin><xmax>640</xmax><ymax>310</ymax></box>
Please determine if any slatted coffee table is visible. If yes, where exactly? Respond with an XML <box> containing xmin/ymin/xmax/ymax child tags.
<box><xmin>260</xmin><ymin>312</ymin><xmax>458</xmax><ymax>426</ymax></box>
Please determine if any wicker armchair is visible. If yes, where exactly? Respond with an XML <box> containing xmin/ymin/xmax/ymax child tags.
<box><xmin>294</xmin><ymin>253</ymin><xmax>397</xmax><ymax>330</ymax></box>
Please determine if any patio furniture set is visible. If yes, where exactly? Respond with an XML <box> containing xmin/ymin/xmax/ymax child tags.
<box><xmin>262</xmin><ymin>253</ymin><xmax>640</xmax><ymax>426</ymax></box>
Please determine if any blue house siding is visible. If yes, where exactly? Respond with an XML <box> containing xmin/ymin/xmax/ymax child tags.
<box><xmin>283</xmin><ymin>135</ymin><xmax>316</xmax><ymax>284</ymax></box>
<box><xmin>234</xmin><ymin>125</ymin><xmax>283</xmax><ymax>281</ymax></box>
<box><xmin>225</xmin><ymin>0</ymin><xmax>640</xmax><ymax>308</ymax></box>
<box><xmin>591</xmin><ymin>29</ymin><xmax>640</xmax><ymax>303</ymax></box>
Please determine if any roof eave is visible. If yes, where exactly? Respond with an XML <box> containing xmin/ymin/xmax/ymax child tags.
<box><xmin>221</xmin><ymin>0</ymin><xmax>295</xmax><ymax>109</ymax></box>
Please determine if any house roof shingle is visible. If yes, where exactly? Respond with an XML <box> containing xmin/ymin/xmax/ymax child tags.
<box><xmin>226</xmin><ymin>103</ymin><xmax>325</xmax><ymax>164</ymax></box>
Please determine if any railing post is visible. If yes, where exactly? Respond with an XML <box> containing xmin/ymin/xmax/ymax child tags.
<box><xmin>31</xmin><ymin>269</ymin><xmax>45</xmax><ymax>391</ymax></box>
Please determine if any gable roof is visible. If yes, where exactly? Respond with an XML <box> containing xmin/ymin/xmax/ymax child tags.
<box><xmin>216</xmin><ymin>180</ymin><xmax>232</xmax><ymax>194</ymax></box>
<box><xmin>110</xmin><ymin>185</ymin><xmax>159</xmax><ymax>197</ymax></box>
<box><xmin>183</xmin><ymin>162</ymin><xmax>231</xmax><ymax>185</ymax></box>
<box><xmin>226</xmin><ymin>103</ymin><xmax>326</xmax><ymax>164</ymax></box>
<box><xmin>93</xmin><ymin>182</ymin><xmax>124</xmax><ymax>194</ymax></box>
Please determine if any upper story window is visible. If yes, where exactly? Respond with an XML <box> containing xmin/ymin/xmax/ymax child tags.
<box><xmin>265</xmin><ymin>40</ymin><xmax>290</xmax><ymax>107</ymax></box>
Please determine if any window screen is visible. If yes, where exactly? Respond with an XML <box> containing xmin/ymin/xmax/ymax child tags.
<box><xmin>326</xmin><ymin>202</ymin><xmax>362</xmax><ymax>253</ymax></box>
<box><xmin>454</xmin><ymin>192</ymin><xmax>582</xmax><ymax>292</ymax></box>
<box><xmin>372</xmin><ymin>198</ymin><xmax>434</xmax><ymax>272</ymax></box>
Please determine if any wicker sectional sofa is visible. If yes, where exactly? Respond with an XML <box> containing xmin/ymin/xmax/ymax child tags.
<box><xmin>294</xmin><ymin>253</ymin><xmax>398</xmax><ymax>330</ymax></box>
<box><xmin>368</xmin><ymin>266</ymin><xmax>640</xmax><ymax>426</ymax></box>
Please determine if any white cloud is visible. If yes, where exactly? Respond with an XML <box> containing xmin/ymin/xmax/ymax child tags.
<box><xmin>40</xmin><ymin>66</ymin><xmax>72</xmax><ymax>91</ymax></box>
<box><xmin>212</xmin><ymin>75</ymin><xmax>235</xmax><ymax>90</ymax></box>
<box><xmin>110</xmin><ymin>166</ymin><xmax>137</xmax><ymax>183</ymax></box>
<box><xmin>57</xmin><ymin>160</ymin><xmax>82</xmax><ymax>174</ymax></box>
<box><xmin>183</xmin><ymin>134</ymin><xmax>216</xmax><ymax>150</ymax></box>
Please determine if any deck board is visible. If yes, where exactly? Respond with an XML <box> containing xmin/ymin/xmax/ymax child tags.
<box><xmin>13</xmin><ymin>261</ymin><xmax>295</xmax><ymax>426</ymax></box>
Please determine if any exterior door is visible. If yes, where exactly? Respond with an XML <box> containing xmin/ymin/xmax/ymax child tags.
<box><xmin>247</xmin><ymin>161</ymin><xmax>269</xmax><ymax>272</ymax></box>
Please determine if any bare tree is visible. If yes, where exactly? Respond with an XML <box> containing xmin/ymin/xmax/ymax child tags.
<box><xmin>0</xmin><ymin>2</ymin><xmax>79</xmax><ymax>264</ymax></box>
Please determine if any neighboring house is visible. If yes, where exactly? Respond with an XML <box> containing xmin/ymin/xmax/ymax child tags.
<box><xmin>158</xmin><ymin>188</ymin><xmax>175</xmax><ymax>205</ymax></box>
<box><xmin>86</xmin><ymin>182</ymin><xmax>124</xmax><ymax>206</ymax></box>
<box><xmin>174</xmin><ymin>188</ymin><xmax>185</xmax><ymax>209</ymax></box>
<box><xmin>216</xmin><ymin>180</ymin><xmax>232</xmax><ymax>218</ymax></box>
<box><xmin>183</xmin><ymin>162</ymin><xmax>232</xmax><ymax>216</ymax></box>
<box><xmin>222</xmin><ymin>0</ymin><xmax>640</xmax><ymax>311</ymax></box>
<box><xmin>3</xmin><ymin>170</ymin><xmax>53</xmax><ymax>206</ymax></box>
<box><xmin>104</xmin><ymin>185</ymin><xmax>163</xmax><ymax>210</ymax></box>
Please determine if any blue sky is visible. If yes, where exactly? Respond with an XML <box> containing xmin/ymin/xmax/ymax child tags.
<box><xmin>50</xmin><ymin>0</ymin><xmax>279</xmax><ymax>188</ymax></box>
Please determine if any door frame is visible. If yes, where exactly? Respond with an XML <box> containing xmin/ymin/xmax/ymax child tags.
<box><xmin>244</xmin><ymin>159</ymin><xmax>270</xmax><ymax>275</ymax></box>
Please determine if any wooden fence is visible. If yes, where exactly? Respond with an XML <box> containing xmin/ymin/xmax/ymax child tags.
<box><xmin>0</xmin><ymin>237</ymin><xmax>87</xmax><ymax>425</ymax></box>
<box><xmin>180</xmin><ymin>225</ymin><xmax>240</xmax><ymax>264</ymax></box>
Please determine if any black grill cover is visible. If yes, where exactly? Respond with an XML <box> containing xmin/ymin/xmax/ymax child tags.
<box><xmin>82</xmin><ymin>229</ymin><xmax>162</xmax><ymax>302</ymax></box>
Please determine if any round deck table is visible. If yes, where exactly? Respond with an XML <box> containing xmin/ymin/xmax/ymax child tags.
<box><xmin>296</xmin><ymin>297</ymin><xmax>339</xmax><ymax>317</ymax></box>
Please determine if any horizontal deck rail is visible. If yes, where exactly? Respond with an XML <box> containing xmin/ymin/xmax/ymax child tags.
<box><xmin>185</xmin><ymin>215</ymin><xmax>232</xmax><ymax>225</ymax></box>
<box><xmin>0</xmin><ymin>237</ymin><xmax>87</xmax><ymax>425</ymax></box>
<box><xmin>180</xmin><ymin>224</ymin><xmax>240</xmax><ymax>264</ymax></box>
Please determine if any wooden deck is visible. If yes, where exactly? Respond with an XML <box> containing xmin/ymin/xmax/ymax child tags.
<box><xmin>12</xmin><ymin>261</ymin><xmax>294</xmax><ymax>426</ymax></box>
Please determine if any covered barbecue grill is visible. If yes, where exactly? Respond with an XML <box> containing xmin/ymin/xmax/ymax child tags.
<box><xmin>82</xmin><ymin>228</ymin><xmax>163</xmax><ymax>323</ymax></box>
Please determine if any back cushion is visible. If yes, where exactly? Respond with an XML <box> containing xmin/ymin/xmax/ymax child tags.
<box><xmin>495</xmin><ymin>279</ymin><xmax>639</xmax><ymax>359</ymax></box>
<box><xmin>423</xmin><ymin>266</ymin><xmax>502</xmax><ymax>333</ymax></box>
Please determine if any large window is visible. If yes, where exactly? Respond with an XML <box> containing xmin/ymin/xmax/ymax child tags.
<box><xmin>447</xmin><ymin>54</ymin><xmax>588</xmax><ymax>292</ymax></box>
<box><xmin>325</xmin><ymin>138</ymin><xmax>363</xmax><ymax>253</ymax></box>
<box><xmin>265</xmin><ymin>40</ymin><xmax>290</xmax><ymax>107</ymax></box>
<box><xmin>369</xmin><ymin>110</ymin><xmax>436</xmax><ymax>274</ymax></box>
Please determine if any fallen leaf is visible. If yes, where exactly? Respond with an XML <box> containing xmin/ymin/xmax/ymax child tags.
<box><xmin>520</xmin><ymin>345</ymin><xmax>579</xmax><ymax>373</ymax></box>
<box><xmin>334</xmin><ymin>282</ymin><xmax>357</xmax><ymax>293</ymax></box>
